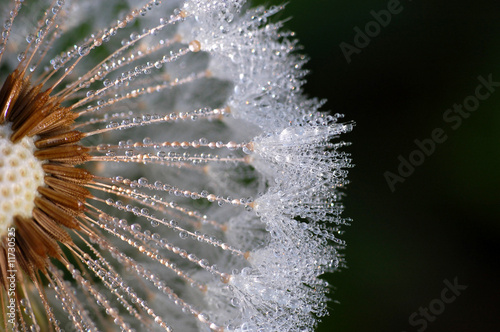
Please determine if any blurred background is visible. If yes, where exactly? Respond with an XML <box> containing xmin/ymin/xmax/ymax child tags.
<box><xmin>254</xmin><ymin>0</ymin><xmax>500</xmax><ymax>331</ymax></box>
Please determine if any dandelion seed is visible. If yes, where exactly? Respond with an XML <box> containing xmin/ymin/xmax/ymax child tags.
<box><xmin>0</xmin><ymin>0</ymin><xmax>352</xmax><ymax>331</ymax></box>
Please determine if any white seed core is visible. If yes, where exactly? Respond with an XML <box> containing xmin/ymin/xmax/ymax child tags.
<box><xmin>0</xmin><ymin>124</ymin><xmax>44</xmax><ymax>235</ymax></box>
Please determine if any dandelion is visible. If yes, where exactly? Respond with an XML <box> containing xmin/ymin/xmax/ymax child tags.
<box><xmin>0</xmin><ymin>0</ymin><xmax>352</xmax><ymax>331</ymax></box>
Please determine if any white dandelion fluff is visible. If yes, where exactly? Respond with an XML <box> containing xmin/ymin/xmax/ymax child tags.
<box><xmin>0</xmin><ymin>0</ymin><xmax>352</xmax><ymax>331</ymax></box>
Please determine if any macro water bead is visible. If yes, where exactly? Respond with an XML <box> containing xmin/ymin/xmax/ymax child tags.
<box><xmin>0</xmin><ymin>0</ymin><xmax>352</xmax><ymax>331</ymax></box>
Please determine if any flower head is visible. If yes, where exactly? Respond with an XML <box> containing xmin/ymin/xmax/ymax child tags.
<box><xmin>0</xmin><ymin>0</ymin><xmax>352</xmax><ymax>331</ymax></box>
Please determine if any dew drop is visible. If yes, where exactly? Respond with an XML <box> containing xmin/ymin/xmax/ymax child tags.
<box><xmin>78</xmin><ymin>45</ymin><xmax>90</xmax><ymax>56</ymax></box>
<box><xmin>130</xmin><ymin>32</ymin><xmax>139</xmax><ymax>41</ymax></box>
<box><xmin>188</xmin><ymin>40</ymin><xmax>201</xmax><ymax>52</ymax></box>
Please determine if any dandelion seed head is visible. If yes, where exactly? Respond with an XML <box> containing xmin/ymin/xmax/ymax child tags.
<box><xmin>0</xmin><ymin>0</ymin><xmax>351</xmax><ymax>331</ymax></box>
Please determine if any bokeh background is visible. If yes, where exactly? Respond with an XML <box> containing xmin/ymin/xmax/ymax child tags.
<box><xmin>254</xmin><ymin>0</ymin><xmax>500</xmax><ymax>331</ymax></box>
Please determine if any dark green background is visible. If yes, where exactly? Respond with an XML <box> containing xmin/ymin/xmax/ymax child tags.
<box><xmin>254</xmin><ymin>0</ymin><xmax>500</xmax><ymax>331</ymax></box>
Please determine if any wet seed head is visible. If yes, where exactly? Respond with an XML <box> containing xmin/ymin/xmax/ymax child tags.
<box><xmin>0</xmin><ymin>1</ymin><xmax>351</xmax><ymax>331</ymax></box>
